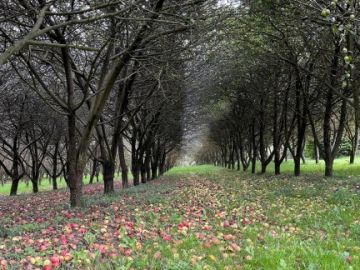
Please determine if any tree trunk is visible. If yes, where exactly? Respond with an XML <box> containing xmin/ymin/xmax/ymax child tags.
<box><xmin>325</xmin><ymin>158</ymin><xmax>334</xmax><ymax>177</ymax></box>
<box><xmin>239</xmin><ymin>143</ymin><xmax>249</xmax><ymax>171</ymax></box>
<box><xmin>103</xmin><ymin>160</ymin><xmax>115</xmax><ymax>194</ymax></box>
<box><xmin>132</xmin><ymin>167</ymin><xmax>140</xmax><ymax>186</ymax></box>
<box><xmin>118</xmin><ymin>138</ymin><xmax>129</xmax><ymax>188</ymax></box>
<box><xmin>301</xmin><ymin>153</ymin><xmax>306</xmax><ymax>164</ymax></box>
<box><xmin>52</xmin><ymin>142</ymin><xmax>59</xmax><ymax>190</ymax></box>
<box><xmin>141</xmin><ymin>165</ymin><xmax>147</xmax><ymax>184</ymax></box>
<box><xmin>251</xmin><ymin>151</ymin><xmax>256</xmax><ymax>173</ymax></box>
<box><xmin>323</xmin><ymin>41</ymin><xmax>340</xmax><ymax>178</ymax></box>
<box><xmin>323</xmin><ymin>109</ymin><xmax>342</xmax><ymax>177</ymax></box>
<box><xmin>159</xmin><ymin>165</ymin><xmax>165</xmax><ymax>176</ymax></box>
<box><xmin>89</xmin><ymin>158</ymin><xmax>97</xmax><ymax>184</ymax></box>
<box><xmin>294</xmin><ymin>158</ymin><xmax>301</xmax><ymax>177</ymax></box>
<box><xmin>32</xmin><ymin>179</ymin><xmax>39</xmax><ymax>193</ymax></box>
<box><xmin>69</xmin><ymin>169</ymin><xmax>83</xmax><ymax>207</ymax></box>
<box><xmin>146</xmin><ymin>163</ymin><xmax>151</xmax><ymax>181</ymax></box>
<box><xmin>151</xmin><ymin>163</ymin><xmax>158</xmax><ymax>179</ymax></box>
<box><xmin>274</xmin><ymin>162</ymin><xmax>281</xmax><ymax>175</ymax></box>
<box><xmin>294</xmin><ymin>74</ymin><xmax>307</xmax><ymax>177</ymax></box>
<box><xmin>273</xmin><ymin>91</ymin><xmax>281</xmax><ymax>175</ymax></box>
<box><xmin>67</xmin><ymin>110</ymin><xmax>84</xmax><ymax>207</ymax></box>
<box><xmin>10</xmin><ymin>137</ymin><xmax>21</xmax><ymax>196</ymax></box>
<box><xmin>259</xmin><ymin>98</ymin><xmax>268</xmax><ymax>174</ymax></box>
<box><xmin>52</xmin><ymin>176</ymin><xmax>58</xmax><ymax>190</ymax></box>
<box><xmin>230</xmin><ymin>145</ymin><xmax>235</xmax><ymax>170</ymax></box>
<box><xmin>251</xmin><ymin>123</ymin><xmax>257</xmax><ymax>174</ymax></box>
<box><xmin>158</xmin><ymin>147</ymin><xmax>166</xmax><ymax>176</ymax></box>
<box><xmin>261</xmin><ymin>163</ymin><xmax>266</xmax><ymax>174</ymax></box>
<box><xmin>350</xmin><ymin>127</ymin><xmax>359</xmax><ymax>164</ymax></box>
<box><xmin>10</xmin><ymin>177</ymin><xmax>20</xmax><ymax>196</ymax></box>
<box><xmin>314</xmin><ymin>143</ymin><xmax>319</xmax><ymax>164</ymax></box>
<box><xmin>141</xmin><ymin>150</ymin><xmax>151</xmax><ymax>182</ymax></box>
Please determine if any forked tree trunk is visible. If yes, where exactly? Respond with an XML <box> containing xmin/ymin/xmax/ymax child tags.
<box><xmin>324</xmin><ymin>98</ymin><xmax>347</xmax><ymax>177</ymax></box>
<box><xmin>89</xmin><ymin>158</ymin><xmax>97</xmax><ymax>184</ymax></box>
<box><xmin>67</xmin><ymin>109</ymin><xmax>84</xmax><ymax>207</ymax></box>
<box><xmin>323</xmin><ymin>41</ymin><xmax>342</xmax><ymax>177</ymax></box>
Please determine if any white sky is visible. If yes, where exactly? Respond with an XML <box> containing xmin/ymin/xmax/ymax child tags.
<box><xmin>219</xmin><ymin>0</ymin><xmax>241</xmax><ymax>6</ymax></box>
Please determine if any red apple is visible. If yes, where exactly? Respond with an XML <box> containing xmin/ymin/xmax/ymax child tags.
<box><xmin>50</xmin><ymin>256</ymin><xmax>61</xmax><ymax>267</ymax></box>
<box><xmin>162</xmin><ymin>234</ymin><xmax>172</xmax><ymax>242</ymax></box>
<box><xmin>43</xmin><ymin>260</ymin><xmax>52</xmax><ymax>270</ymax></box>
<box><xmin>124</xmin><ymin>249</ymin><xmax>132</xmax><ymax>257</ymax></box>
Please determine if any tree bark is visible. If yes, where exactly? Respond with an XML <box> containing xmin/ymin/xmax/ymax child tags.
<box><xmin>314</xmin><ymin>143</ymin><xmax>319</xmax><ymax>164</ymax></box>
<box><xmin>132</xmin><ymin>166</ymin><xmax>140</xmax><ymax>186</ymax></box>
<box><xmin>294</xmin><ymin>74</ymin><xmax>307</xmax><ymax>177</ymax></box>
<box><xmin>10</xmin><ymin>177</ymin><xmax>20</xmax><ymax>196</ymax></box>
<box><xmin>323</xmin><ymin>41</ymin><xmax>341</xmax><ymax>177</ymax></box>
<box><xmin>89</xmin><ymin>157</ymin><xmax>97</xmax><ymax>184</ymax></box>
<box><xmin>32</xmin><ymin>179</ymin><xmax>39</xmax><ymax>193</ymax></box>
<box><xmin>251</xmin><ymin>122</ymin><xmax>257</xmax><ymax>174</ymax></box>
<box><xmin>273</xmin><ymin>87</ymin><xmax>281</xmax><ymax>175</ymax></box>
<box><xmin>350</xmin><ymin>127</ymin><xmax>358</xmax><ymax>164</ymax></box>
<box><xmin>52</xmin><ymin>142</ymin><xmax>59</xmax><ymax>190</ymax></box>
<box><xmin>103</xmin><ymin>160</ymin><xmax>115</xmax><ymax>194</ymax></box>
<box><xmin>118</xmin><ymin>136</ymin><xmax>129</xmax><ymax>188</ymax></box>
<box><xmin>140</xmin><ymin>164</ymin><xmax>147</xmax><ymax>184</ymax></box>
<box><xmin>69</xmin><ymin>169</ymin><xmax>83</xmax><ymax>207</ymax></box>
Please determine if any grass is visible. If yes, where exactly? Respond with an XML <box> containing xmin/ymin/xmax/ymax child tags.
<box><xmin>0</xmin><ymin>178</ymin><xmax>69</xmax><ymax>195</ymax></box>
<box><xmin>0</xmin><ymin>173</ymin><xmax>121</xmax><ymax>196</ymax></box>
<box><xmin>167</xmin><ymin>164</ymin><xmax>220</xmax><ymax>175</ymax></box>
<box><xmin>165</xmin><ymin>165</ymin><xmax>360</xmax><ymax>270</ymax></box>
<box><xmin>171</xmin><ymin>156</ymin><xmax>360</xmax><ymax>178</ymax></box>
<box><xmin>0</xmin><ymin>156</ymin><xmax>358</xmax><ymax>196</ymax></box>
<box><xmin>201</xmin><ymin>155</ymin><xmax>360</xmax><ymax>178</ymax></box>
<box><xmin>0</xmin><ymin>162</ymin><xmax>359</xmax><ymax>269</ymax></box>
<box><xmin>264</xmin><ymin>156</ymin><xmax>360</xmax><ymax>177</ymax></box>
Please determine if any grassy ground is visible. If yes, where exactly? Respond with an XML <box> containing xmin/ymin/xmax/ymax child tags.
<box><xmin>167</xmin><ymin>166</ymin><xmax>360</xmax><ymax>269</ymax></box>
<box><xmin>264</xmin><ymin>156</ymin><xmax>360</xmax><ymax>177</ymax></box>
<box><xmin>0</xmin><ymin>164</ymin><xmax>359</xmax><ymax>269</ymax></box>
<box><xmin>0</xmin><ymin>156</ymin><xmax>358</xmax><ymax>196</ymax></box>
<box><xmin>172</xmin><ymin>156</ymin><xmax>360</xmax><ymax>177</ymax></box>
<box><xmin>0</xmin><ymin>174</ymin><xmax>109</xmax><ymax>196</ymax></box>
<box><xmin>0</xmin><ymin>178</ymin><xmax>69</xmax><ymax>196</ymax></box>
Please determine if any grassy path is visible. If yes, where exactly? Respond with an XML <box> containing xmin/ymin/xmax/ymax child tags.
<box><xmin>0</xmin><ymin>166</ymin><xmax>359</xmax><ymax>269</ymax></box>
